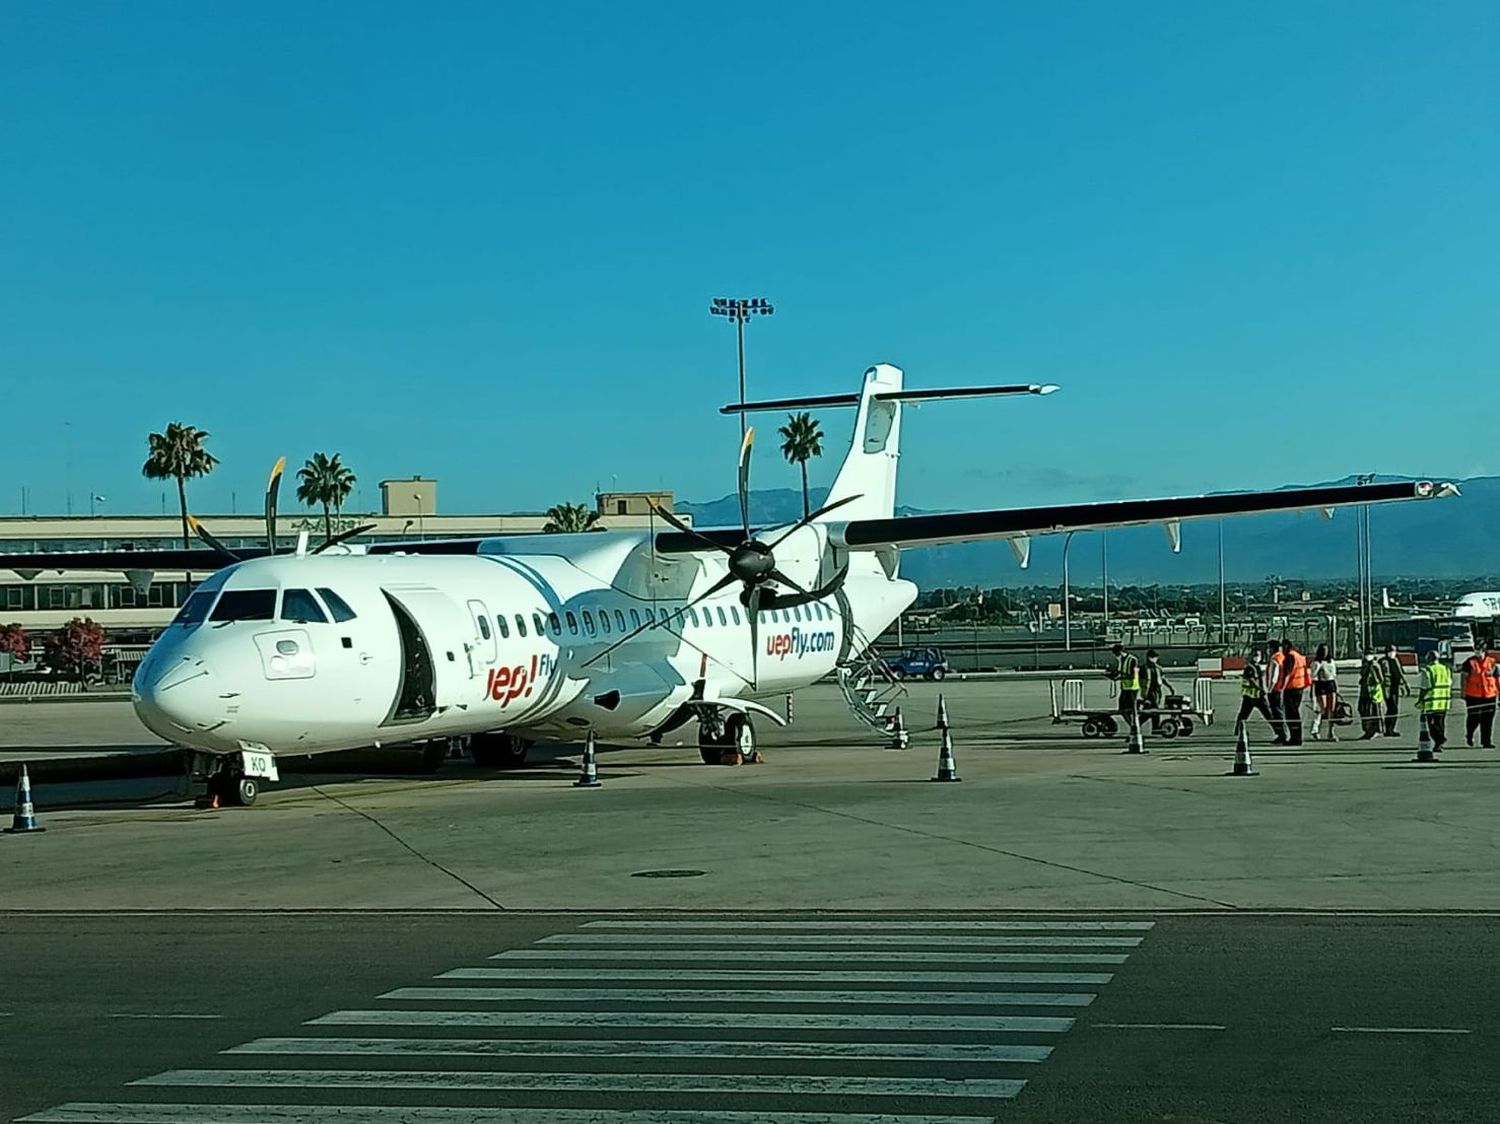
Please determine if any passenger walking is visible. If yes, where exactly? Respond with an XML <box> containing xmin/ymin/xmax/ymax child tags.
<box><xmin>1236</xmin><ymin>647</ymin><xmax>1274</xmax><ymax>730</ymax></box>
<box><xmin>1380</xmin><ymin>645</ymin><xmax>1409</xmax><ymax>737</ymax></box>
<box><xmin>1310</xmin><ymin>643</ymin><xmax>1338</xmax><ymax>741</ymax></box>
<box><xmin>1418</xmin><ymin>649</ymin><xmax>1452</xmax><ymax>752</ymax></box>
<box><xmin>1108</xmin><ymin>643</ymin><xmax>1140</xmax><ymax>727</ymax></box>
<box><xmin>1141</xmin><ymin>648</ymin><xmax>1169</xmax><ymax>732</ymax></box>
<box><xmin>1266</xmin><ymin>643</ymin><xmax>1288</xmax><ymax>744</ymax></box>
<box><xmin>1461</xmin><ymin>647</ymin><xmax>1499</xmax><ymax>748</ymax></box>
<box><xmin>1358</xmin><ymin>650</ymin><xmax>1386</xmax><ymax>739</ymax></box>
<box><xmin>1279</xmin><ymin>639</ymin><xmax>1310</xmax><ymax>746</ymax></box>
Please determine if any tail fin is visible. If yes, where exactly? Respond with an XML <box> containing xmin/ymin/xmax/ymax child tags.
<box><xmin>820</xmin><ymin>363</ymin><xmax>903</xmax><ymax>522</ymax></box>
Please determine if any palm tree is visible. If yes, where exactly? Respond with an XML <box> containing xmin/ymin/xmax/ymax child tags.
<box><xmin>296</xmin><ymin>453</ymin><xmax>358</xmax><ymax>544</ymax></box>
<box><xmin>543</xmin><ymin>502</ymin><xmax>601</xmax><ymax>533</ymax></box>
<box><xmin>141</xmin><ymin>423</ymin><xmax>219</xmax><ymax>549</ymax></box>
<box><xmin>778</xmin><ymin>411</ymin><xmax>825</xmax><ymax>518</ymax></box>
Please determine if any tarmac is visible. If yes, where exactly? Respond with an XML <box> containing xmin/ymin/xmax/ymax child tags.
<box><xmin>2</xmin><ymin>677</ymin><xmax>1498</xmax><ymax>1121</ymax></box>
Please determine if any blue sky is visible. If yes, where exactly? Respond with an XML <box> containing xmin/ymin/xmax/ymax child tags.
<box><xmin>2</xmin><ymin>1</ymin><xmax>1496</xmax><ymax>520</ymax></box>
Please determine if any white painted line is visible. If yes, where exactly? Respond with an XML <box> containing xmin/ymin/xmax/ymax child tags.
<box><xmin>381</xmin><ymin>986</ymin><xmax>1096</xmax><ymax>1007</ymax></box>
<box><xmin>583</xmin><ymin>920</ymin><xmax>1155</xmax><ymax>932</ymax></box>
<box><xmin>309</xmin><ymin>1009</ymin><xmax>1075</xmax><ymax>1032</ymax></box>
<box><xmin>540</xmin><ymin>933</ymin><xmax>1141</xmax><ymax>948</ymax></box>
<box><xmin>228</xmin><ymin>1036</ymin><xmax>1055</xmax><ymax>1063</ymax></box>
<box><xmin>1330</xmin><ymin>1026</ymin><xmax>1472</xmax><ymax>1035</ymax></box>
<box><xmin>493</xmin><ymin>948</ymin><xmax>1131</xmax><ymax>964</ymax></box>
<box><xmin>134</xmin><ymin>1068</ymin><xmax>1030</xmax><ymax>1098</ymax></box>
<box><xmin>1092</xmin><ymin>1023</ymin><xmax>1226</xmax><ymax>1030</ymax></box>
<box><xmin>442</xmin><ymin>968</ymin><xmax>1115</xmax><ymax>986</ymax></box>
<box><xmin>102</xmin><ymin>1014</ymin><xmax>225</xmax><ymax>1021</ymax></box>
<box><xmin>19</xmin><ymin>1106</ymin><xmax>999</xmax><ymax>1124</ymax></box>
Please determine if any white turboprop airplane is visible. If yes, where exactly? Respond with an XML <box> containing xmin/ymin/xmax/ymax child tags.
<box><xmin>0</xmin><ymin>364</ymin><xmax>1458</xmax><ymax>805</ymax></box>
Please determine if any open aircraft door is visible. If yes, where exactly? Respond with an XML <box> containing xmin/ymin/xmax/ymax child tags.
<box><xmin>382</xmin><ymin>586</ymin><xmax>479</xmax><ymax>720</ymax></box>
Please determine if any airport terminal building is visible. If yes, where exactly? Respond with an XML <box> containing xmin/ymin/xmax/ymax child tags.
<box><xmin>0</xmin><ymin>478</ymin><xmax>684</xmax><ymax>637</ymax></box>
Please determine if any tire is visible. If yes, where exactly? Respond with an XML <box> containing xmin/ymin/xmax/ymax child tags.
<box><xmin>1179</xmin><ymin>719</ymin><xmax>1194</xmax><ymax>737</ymax></box>
<box><xmin>726</xmin><ymin>713</ymin><xmax>756</xmax><ymax>758</ymax></box>
<box><xmin>470</xmin><ymin>733</ymin><xmax>530</xmax><ymax>769</ymax></box>
<box><xmin>1158</xmin><ymin>717</ymin><xmax>1180</xmax><ymax>739</ymax></box>
<box><xmin>1081</xmin><ymin>718</ymin><xmax>1100</xmax><ymax>738</ymax></box>
<box><xmin>1102</xmin><ymin>717</ymin><xmax>1119</xmax><ymax>736</ymax></box>
<box><xmin>931</xmin><ymin>667</ymin><xmax>947</xmax><ymax>681</ymax></box>
<box><xmin>234</xmin><ymin>777</ymin><xmax>258</xmax><ymax>806</ymax></box>
<box><xmin>418</xmin><ymin>742</ymin><xmax>448</xmax><ymax>772</ymax></box>
<box><xmin>890</xmin><ymin>668</ymin><xmax>906</xmax><ymax>681</ymax></box>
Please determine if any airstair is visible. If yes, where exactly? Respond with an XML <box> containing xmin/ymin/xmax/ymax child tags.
<box><xmin>836</xmin><ymin>646</ymin><xmax>911</xmax><ymax>747</ymax></box>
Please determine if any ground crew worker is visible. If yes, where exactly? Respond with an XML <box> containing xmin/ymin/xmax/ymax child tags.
<box><xmin>1237</xmin><ymin>646</ymin><xmax>1273</xmax><ymax>729</ymax></box>
<box><xmin>1107</xmin><ymin>642</ymin><xmax>1140</xmax><ymax>726</ymax></box>
<box><xmin>1279</xmin><ymin>639</ymin><xmax>1310</xmax><ymax>746</ymax></box>
<box><xmin>1140</xmin><ymin>648</ymin><xmax>1169</xmax><ymax>732</ymax></box>
<box><xmin>1380</xmin><ymin>644</ymin><xmax>1409</xmax><ymax>737</ymax></box>
<box><xmin>1461</xmin><ymin>647</ymin><xmax>1499</xmax><ymax>749</ymax></box>
<box><xmin>1266</xmin><ymin>643</ymin><xmax>1287</xmax><ymax>744</ymax></box>
<box><xmin>1358</xmin><ymin>649</ymin><xmax>1386</xmax><ymax>739</ymax></box>
<box><xmin>1418</xmin><ymin>649</ymin><xmax>1452</xmax><ymax>752</ymax></box>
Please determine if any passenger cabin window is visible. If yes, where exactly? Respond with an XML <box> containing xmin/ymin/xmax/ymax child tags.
<box><xmin>210</xmin><ymin>589</ymin><xmax>276</xmax><ymax>622</ymax></box>
<box><xmin>615</xmin><ymin>609</ymin><xmax>626</xmax><ymax>632</ymax></box>
<box><xmin>496</xmin><ymin>615</ymin><xmax>510</xmax><ymax>638</ymax></box>
<box><xmin>172</xmin><ymin>590</ymin><xmax>215</xmax><ymax>627</ymax></box>
<box><xmin>731</xmin><ymin>606</ymin><xmax>741</xmax><ymax>624</ymax></box>
<box><xmin>716</xmin><ymin>607</ymin><xmax>727</xmax><ymax>627</ymax></box>
<box><xmin>599</xmin><ymin>609</ymin><xmax>612</xmax><ymax>634</ymax></box>
<box><xmin>688</xmin><ymin>608</ymin><xmax>700</xmax><ymax>627</ymax></box>
<box><xmin>316</xmin><ymin>588</ymin><xmax>358</xmax><ymax>622</ymax></box>
<box><xmin>566</xmin><ymin>611</ymin><xmax>579</xmax><ymax>635</ymax></box>
<box><xmin>583</xmin><ymin>611</ymin><xmax>596</xmax><ymax>636</ymax></box>
<box><xmin>515</xmin><ymin>614</ymin><xmax>528</xmax><ymax>638</ymax></box>
<box><xmin>534</xmin><ymin>612</ymin><xmax>546</xmax><ymax>637</ymax></box>
<box><xmin>703</xmin><ymin>609</ymin><xmax>713</xmax><ymax>628</ymax></box>
<box><xmin>281</xmin><ymin>588</ymin><xmax>328</xmax><ymax>624</ymax></box>
<box><xmin>630</xmin><ymin>609</ymin><xmax>640</xmax><ymax>629</ymax></box>
<box><xmin>477</xmin><ymin>616</ymin><xmax>492</xmax><ymax>640</ymax></box>
<box><xmin>549</xmin><ymin>612</ymin><xmax>561</xmax><ymax>635</ymax></box>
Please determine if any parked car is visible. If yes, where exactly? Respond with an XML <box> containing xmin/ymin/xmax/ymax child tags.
<box><xmin>884</xmin><ymin>648</ymin><xmax>950</xmax><ymax>680</ymax></box>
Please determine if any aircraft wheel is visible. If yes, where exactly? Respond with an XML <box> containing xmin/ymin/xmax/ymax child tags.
<box><xmin>418</xmin><ymin>742</ymin><xmax>448</xmax><ymax>772</ymax></box>
<box><xmin>1081</xmin><ymin>718</ymin><xmax>1101</xmax><ymax>738</ymax></box>
<box><xmin>727</xmin><ymin>713</ymin><xmax>756</xmax><ymax>760</ymax></box>
<box><xmin>470</xmin><ymin>733</ymin><xmax>530</xmax><ymax>769</ymax></box>
<box><xmin>233</xmin><ymin>777</ymin><xmax>258</xmax><ymax>807</ymax></box>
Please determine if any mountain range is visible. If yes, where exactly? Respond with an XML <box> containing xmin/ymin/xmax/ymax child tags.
<box><xmin>678</xmin><ymin>475</ymin><xmax>1499</xmax><ymax>586</ymax></box>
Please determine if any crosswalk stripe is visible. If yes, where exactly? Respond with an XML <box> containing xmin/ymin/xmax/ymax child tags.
<box><xmin>379</xmin><ymin>986</ymin><xmax>1095</xmax><ymax>1007</ymax></box>
<box><xmin>20</xmin><ymin>1106</ymin><xmax>999</xmax><ymax>1124</ymax></box>
<box><xmin>583</xmin><ymin>920</ymin><xmax>1155</xmax><ymax>932</ymax></box>
<box><xmin>440</xmin><ymin>968</ymin><xmax>1115</xmax><ymax>985</ymax></box>
<box><xmin>491</xmin><ymin>949</ymin><xmax>1130</xmax><ymax>964</ymax></box>
<box><xmin>133</xmin><ymin>1069</ymin><xmax>1029</xmax><ymax>1098</ymax></box>
<box><xmin>227</xmin><ymin>1037</ymin><xmax>1055</xmax><ymax>1063</ymax></box>
<box><xmin>538</xmin><ymin>934</ymin><xmax>1141</xmax><ymax>947</ymax></box>
<box><xmin>308</xmin><ymin>1010</ymin><xmax>1075</xmax><ymax>1032</ymax></box>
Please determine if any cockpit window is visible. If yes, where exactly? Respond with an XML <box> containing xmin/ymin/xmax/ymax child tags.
<box><xmin>172</xmin><ymin>590</ymin><xmax>215</xmax><ymax>627</ymax></box>
<box><xmin>209</xmin><ymin>589</ymin><xmax>277</xmax><ymax>622</ymax></box>
<box><xmin>316</xmin><ymin>588</ymin><xmax>358</xmax><ymax>622</ymax></box>
<box><xmin>281</xmin><ymin>588</ymin><xmax>328</xmax><ymax>624</ymax></box>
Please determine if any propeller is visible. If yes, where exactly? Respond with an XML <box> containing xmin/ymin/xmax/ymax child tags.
<box><xmin>311</xmin><ymin>522</ymin><xmax>378</xmax><ymax>554</ymax></box>
<box><xmin>585</xmin><ymin>427</ymin><xmax>858</xmax><ymax>687</ymax></box>
<box><xmin>188</xmin><ymin>456</ymin><xmax>289</xmax><ymax>564</ymax></box>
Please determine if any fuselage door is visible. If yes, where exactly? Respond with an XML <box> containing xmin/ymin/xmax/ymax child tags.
<box><xmin>382</xmin><ymin>586</ymin><xmax>476</xmax><ymax>714</ymax></box>
<box><xmin>467</xmin><ymin>600</ymin><xmax>497</xmax><ymax>666</ymax></box>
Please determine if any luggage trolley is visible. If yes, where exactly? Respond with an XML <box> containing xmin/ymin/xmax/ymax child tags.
<box><xmin>1050</xmin><ymin>676</ymin><xmax>1216</xmax><ymax>739</ymax></box>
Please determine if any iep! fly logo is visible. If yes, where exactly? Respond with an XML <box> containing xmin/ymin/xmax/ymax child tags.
<box><xmin>484</xmin><ymin>654</ymin><xmax>552</xmax><ymax>706</ymax></box>
<box><xmin>765</xmin><ymin>627</ymin><xmax>837</xmax><ymax>661</ymax></box>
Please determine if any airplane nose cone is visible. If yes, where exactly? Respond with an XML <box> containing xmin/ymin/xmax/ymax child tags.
<box><xmin>133</xmin><ymin>656</ymin><xmax>225</xmax><ymax>742</ymax></box>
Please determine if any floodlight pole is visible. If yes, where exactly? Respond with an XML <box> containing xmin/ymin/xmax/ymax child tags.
<box><xmin>1063</xmin><ymin>531</ymin><xmax>1075</xmax><ymax>652</ymax></box>
<box><xmin>710</xmin><ymin>297</ymin><xmax>774</xmax><ymax>439</ymax></box>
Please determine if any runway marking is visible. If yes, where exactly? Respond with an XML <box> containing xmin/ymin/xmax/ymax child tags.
<box><xmin>22</xmin><ymin>1107</ymin><xmax>998</xmax><ymax>1124</ymax></box>
<box><xmin>380</xmin><ymin>986</ymin><xmax>1097</xmax><ymax>1007</ymax></box>
<box><xmin>583</xmin><ymin>919</ymin><xmax>1156</xmax><ymax>932</ymax></box>
<box><xmin>227</xmin><ymin>1036</ymin><xmax>1056</xmax><ymax>1063</ymax></box>
<box><xmin>539</xmin><ymin>933</ymin><xmax>1142</xmax><ymax>948</ymax></box>
<box><xmin>309</xmin><ymin>1009</ymin><xmax>1075</xmax><ymax>1032</ymax></box>
<box><xmin>103</xmin><ymin>1014</ymin><xmax>225</xmax><ymax>1021</ymax></box>
<box><xmin>1092</xmin><ymin>1022</ymin><xmax>1226</xmax><ymax>1030</ymax></box>
<box><xmin>1330</xmin><ymin>1026</ymin><xmax>1472</xmax><ymax>1035</ymax></box>
<box><xmin>133</xmin><ymin>1069</ymin><xmax>1029</xmax><ymax>1098</ymax></box>
<box><xmin>441</xmin><ymin>968</ymin><xmax>1116</xmax><ymax>985</ymax></box>
<box><xmin>492</xmin><ymin>948</ymin><xmax>1131</xmax><ymax>964</ymax></box>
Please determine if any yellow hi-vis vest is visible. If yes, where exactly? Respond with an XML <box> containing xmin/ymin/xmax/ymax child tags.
<box><xmin>1362</xmin><ymin>660</ymin><xmax>1385</xmax><ymax>705</ymax></box>
<box><xmin>1421</xmin><ymin>662</ymin><xmax>1452</xmax><ymax>712</ymax></box>
<box><xmin>1242</xmin><ymin>663</ymin><xmax>1264</xmax><ymax>699</ymax></box>
<box><xmin>1117</xmin><ymin>653</ymin><xmax>1139</xmax><ymax>691</ymax></box>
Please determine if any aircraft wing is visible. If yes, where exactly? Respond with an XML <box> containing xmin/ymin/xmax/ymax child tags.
<box><xmin>830</xmin><ymin>480</ymin><xmax>1456</xmax><ymax>550</ymax></box>
<box><xmin>0</xmin><ymin>547</ymin><xmax>268</xmax><ymax>574</ymax></box>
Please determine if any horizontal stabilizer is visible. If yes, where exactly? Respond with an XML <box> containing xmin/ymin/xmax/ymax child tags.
<box><xmin>720</xmin><ymin>383</ymin><xmax>1058</xmax><ymax>415</ymax></box>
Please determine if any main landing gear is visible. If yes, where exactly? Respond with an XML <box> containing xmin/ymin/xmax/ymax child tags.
<box><xmin>697</xmin><ymin>711</ymin><xmax>759</xmax><ymax>766</ymax></box>
<box><xmin>469</xmin><ymin>732</ymin><xmax>532</xmax><ymax>769</ymax></box>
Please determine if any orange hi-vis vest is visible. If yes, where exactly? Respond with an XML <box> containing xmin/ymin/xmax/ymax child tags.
<box><xmin>1281</xmin><ymin>650</ymin><xmax>1311</xmax><ymax>690</ymax></box>
<box><xmin>1464</xmin><ymin>654</ymin><xmax>1498</xmax><ymax>699</ymax></box>
<box><xmin>1268</xmin><ymin>650</ymin><xmax>1285</xmax><ymax>691</ymax></box>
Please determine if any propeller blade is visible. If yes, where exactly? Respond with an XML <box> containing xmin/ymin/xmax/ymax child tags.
<box><xmin>737</xmin><ymin>427</ymin><xmax>754</xmax><ymax>539</ymax></box>
<box><xmin>265</xmin><ymin>456</ymin><xmax>286</xmax><ymax>556</ymax></box>
<box><xmin>747</xmin><ymin>585</ymin><xmax>762</xmax><ymax>690</ymax></box>
<box><xmin>649</xmin><ymin>499</ymin><xmax>735</xmax><ymax>555</ymax></box>
<box><xmin>765</xmin><ymin>493</ymin><xmax>863</xmax><ymax>551</ymax></box>
<box><xmin>766</xmin><ymin>567</ymin><xmax>813</xmax><ymax>597</ymax></box>
<box><xmin>187</xmin><ymin>515</ymin><xmax>240</xmax><ymax>562</ymax></box>
<box><xmin>581</xmin><ymin>573</ymin><xmax>739</xmax><ymax>669</ymax></box>
<box><xmin>311</xmin><ymin>522</ymin><xmax>377</xmax><ymax>555</ymax></box>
